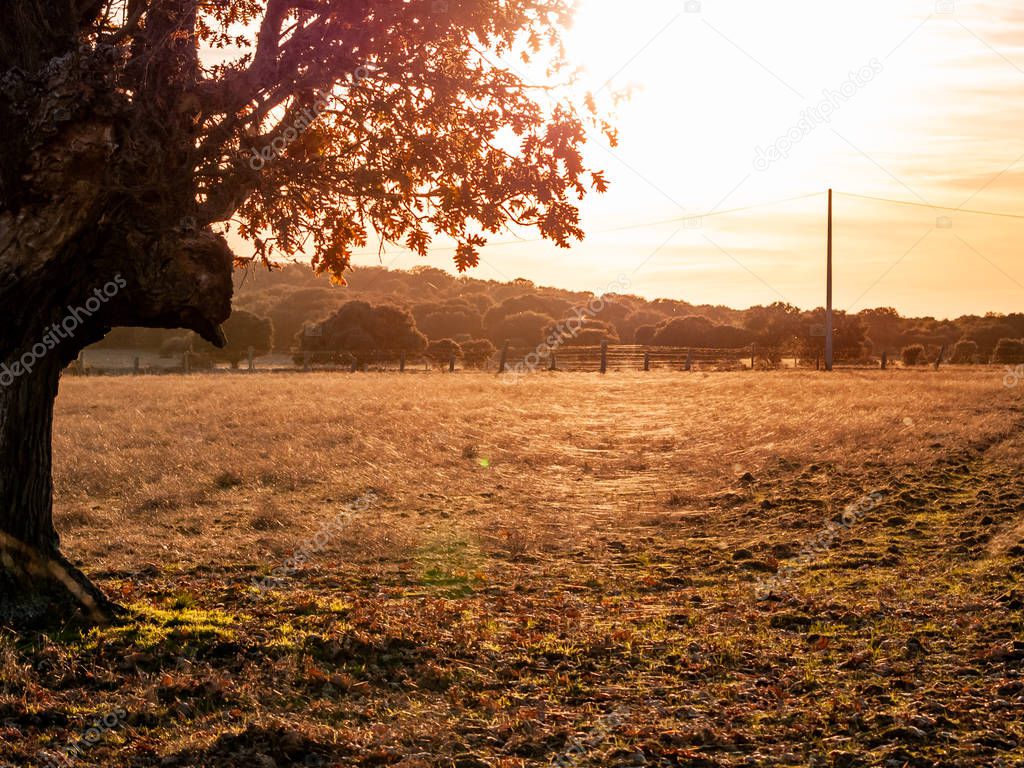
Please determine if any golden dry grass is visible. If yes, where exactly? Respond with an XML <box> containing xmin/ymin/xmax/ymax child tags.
<box><xmin>1</xmin><ymin>369</ymin><xmax>1022</xmax><ymax>767</ymax></box>
<box><xmin>53</xmin><ymin>369</ymin><xmax>1022</xmax><ymax>571</ymax></box>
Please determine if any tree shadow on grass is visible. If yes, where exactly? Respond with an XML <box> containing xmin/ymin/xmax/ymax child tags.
<box><xmin>159</xmin><ymin>725</ymin><xmax>350</xmax><ymax>768</ymax></box>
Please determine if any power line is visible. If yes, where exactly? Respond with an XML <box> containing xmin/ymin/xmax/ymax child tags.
<box><xmin>346</xmin><ymin>188</ymin><xmax>1024</xmax><ymax>264</ymax></box>
<box><xmin>836</xmin><ymin>191</ymin><xmax>1024</xmax><ymax>220</ymax></box>
<box><xmin>602</xmin><ymin>191</ymin><xmax>824</xmax><ymax>230</ymax></box>
<box><xmin>348</xmin><ymin>190</ymin><xmax>825</xmax><ymax>259</ymax></box>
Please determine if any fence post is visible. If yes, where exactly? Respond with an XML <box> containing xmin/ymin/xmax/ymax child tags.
<box><xmin>935</xmin><ymin>345</ymin><xmax>945</xmax><ymax>370</ymax></box>
<box><xmin>400</xmin><ymin>351</ymin><xmax>406</xmax><ymax>373</ymax></box>
<box><xmin>600</xmin><ymin>341</ymin><xmax>608</xmax><ymax>374</ymax></box>
<box><xmin>750</xmin><ymin>343</ymin><xmax>756</xmax><ymax>370</ymax></box>
<box><xmin>684</xmin><ymin>349</ymin><xmax>692</xmax><ymax>372</ymax></box>
<box><xmin>643</xmin><ymin>351</ymin><xmax>650</xmax><ymax>372</ymax></box>
<box><xmin>183</xmin><ymin>352</ymin><xmax>191</xmax><ymax>375</ymax></box>
<box><xmin>303</xmin><ymin>351</ymin><xmax>311</xmax><ymax>372</ymax></box>
<box><xmin>881</xmin><ymin>351</ymin><xmax>887</xmax><ymax>370</ymax></box>
<box><xmin>498</xmin><ymin>341</ymin><xmax>509</xmax><ymax>373</ymax></box>
<box><xmin>815</xmin><ymin>352</ymin><xmax>820</xmax><ymax>371</ymax></box>
<box><xmin>247</xmin><ymin>346</ymin><xmax>255</xmax><ymax>372</ymax></box>
<box><xmin>449</xmin><ymin>354</ymin><xmax>456</xmax><ymax>373</ymax></box>
<box><xmin>133</xmin><ymin>356</ymin><xmax>140</xmax><ymax>376</ymax></box>
<box><xmin>549</xmin><ymin>352</ymin><xmax>557</xmax><ymax>371</ymax></box>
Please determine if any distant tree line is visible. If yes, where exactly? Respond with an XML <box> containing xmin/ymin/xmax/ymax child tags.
<box><xmin>89</xmin><ymin>264</ymin><xmax>1024</xmax><ymax>367</ymax></box>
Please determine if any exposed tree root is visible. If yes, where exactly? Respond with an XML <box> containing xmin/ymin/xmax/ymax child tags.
<box><xmin>0</xmin><ymin>532</ymin><xmax>122</xmax><ymax>628</ymax></box>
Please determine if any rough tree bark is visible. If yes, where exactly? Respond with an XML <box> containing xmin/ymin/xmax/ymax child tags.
<box><xmin>0</xmin><ymin>226</ymin><xmax>233</xmax><ymax>623</ymax></box>
<box><xmin>0</xmin><ymin>223</ymin><xmax>233</xmax><ymax>624</ymax></box>
<box><xmin>0</xmin><ymin>88</ymin><xmax>233</xmax><ymax>623</ymax></box>
<box><xmin>0</xmin><ymin>0</ymin><xmax>241</xmax><ymax>623</ymax></box>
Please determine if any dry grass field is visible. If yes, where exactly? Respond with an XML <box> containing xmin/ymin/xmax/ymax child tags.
<box><xmin>2</xmin><ymin>370</ymin><xmax>1024</xmax><ymax>767</ymax></box>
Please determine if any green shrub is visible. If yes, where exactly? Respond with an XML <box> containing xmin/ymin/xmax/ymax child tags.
<box><xmin>901</xmin><ymin>344</ymin><xmax>926</xmax><ymax>366</ymax></box>
<box><xmin>461</xmin><ymin>339</ymin><xmax>497</xmax><ymax>368</ymax></box>
<box><xmin>949</xmin><ymin>339</ymin><xmax>978</xmax><ymax>364</ymax></box>
<box><xmin>992</xmin><ymin>338</ymin><xmax>1024</xmax><ymax>364</ymax></box>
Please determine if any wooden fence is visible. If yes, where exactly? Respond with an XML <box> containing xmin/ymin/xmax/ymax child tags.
<box><xmin>66</xmin><ymin>342</ymin><xmax>974</xmax><ymax>377</ymax></box>
<box><xmin>497</xmin><ymin>343</ymin><xmax>755</xmax><ymax>373</ymax></box>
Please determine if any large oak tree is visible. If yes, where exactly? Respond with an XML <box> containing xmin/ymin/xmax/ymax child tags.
<box><xmin>0</xmin><ymin>0</ymin><xmax>609</xmax><ymax>622</ymax></box>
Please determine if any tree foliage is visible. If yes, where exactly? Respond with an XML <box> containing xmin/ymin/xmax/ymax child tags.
<box><xmin>301</xmin><ymin>300</ymin><xmax>426</xmax><ymax>363</ymax></box>
<box><xmin>194</xmin><ymin>309</ymin><xmax>274</xmax><ymax>366</ymax></box>
<box><xmin>86</xmin><ymin>264</ymin><xmax>1024</xmax><ymax>361</ymax></box>
<box><xmin>425</xmin><ymin>338</ymin><xmax>463</xmax><ymax>366</ymax></box>
<box><xmin>0</xmin><ymin>0</ymin><xmax>610</xmax><ymax>280</ymax></box>
<box><xmin>484</xmin><ymin>294</ymin><xmax>571</xmax><ymax>339</ymax></box>
<box><xmin>413</xmin><ymin>300</ymin><xmax>484</xmax><ymax>341</ymax></box>
<box><xmin>949</xmin><ymin>339</ymin><xmax>978</xmax><ymax>365</ymax></box>
<box><xmin>544</xmin><ymin>319</ymin><xmax>618</xmax><ymax>346</ymax></box>
<box><xmin>651</xmin><ymin>316</ymin><xmax>751</xmax><ymax>348</ymax></box>
<box><xmin>992</xmin><ymin>338</ymin><xmax>1024</xmax><ymax>365</ymax></box>
<box><xmin>901</xmin><ymin>344</ymin><xmax>927</xmax><ymax>366</ymax></box>
<box><xmin>488</xmin><ymin>310</ymin><xmax>553</xmax><ymax>347</ymax></box>
<box><xmin>796</xmin><ymin>310</ymin><xmax>869</xmax><ymax>363</ymax></box>
<box><xmin>461</xmin><ymin>338</ymin><xmax>496</xmax><ymax>367</ymax></box>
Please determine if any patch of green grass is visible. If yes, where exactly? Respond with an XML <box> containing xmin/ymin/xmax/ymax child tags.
<box><xmin>418</xmin><ymin>566</ymin><xmax>476</xmax><ymax>596</ymax></box>
<box><xmin>169</xmin><ymin>591</ymin><xmax>198</xmax><ymax>609</ymax></box>
<box><xmin>410</xmin><ymin>536</ymin><xmax>486</xmax><ymax>597</ymax></box>
<box><xmin>87</xmin><ymin>603</ymin><xmax>239</xmax><ymax>649</ymax></box>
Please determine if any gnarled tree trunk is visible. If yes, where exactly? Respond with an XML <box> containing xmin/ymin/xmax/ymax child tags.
<box><xmin>0</xmin><ymin>345</ymin><xmax>118</xmax><ymax>623</ymax></box>
<box><xmin>0</xmin><ymin>5</ymin><xmax>239</xmax><ymax>622</ymax></box>
<box><xmin>0</xmin><ymin>226</ymin><xmax>233</xmax><ymax>625</ymax></box>
<box><xmin>0</xmin><ymin>113</ymin><xmax>234</xmax><ymax>623</ymax></box>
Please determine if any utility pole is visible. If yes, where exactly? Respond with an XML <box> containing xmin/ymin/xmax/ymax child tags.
<box><xmin>825</xmin><ymin>188</ymin><xmax>834</xmax><ymax>372</ymax></box>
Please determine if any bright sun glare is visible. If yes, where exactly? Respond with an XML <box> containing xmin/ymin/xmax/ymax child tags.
<box><xmin>351</xmin><ymin>0</ymin><xmax>1024</xmax><ymax>317</ymax></box>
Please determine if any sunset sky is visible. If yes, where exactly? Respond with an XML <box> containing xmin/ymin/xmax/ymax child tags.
<box><xmin>346</xmin><ymin>0</ymin><xmax>1024</xmax><ymax>319</ymax></box>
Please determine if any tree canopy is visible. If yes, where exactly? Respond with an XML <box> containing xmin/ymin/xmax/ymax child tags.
<box><xmin>0</xmin><ymin>0</ymin><xmax>609</xmax><ymax>278</ymax></box>
<box><xmin>301</xmin><ymin>300</ymin><xmax>427</xmax><ymax>363</ymax></box>
<box><xmin>194</xmin><ymin>309</ymin><xmax>274</xmax><ymax>366</ymax></box>
<box><xmin>0</xmin><ymin>0</ymin><xmax>611</xmax><ymax>621</ymax></box>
